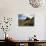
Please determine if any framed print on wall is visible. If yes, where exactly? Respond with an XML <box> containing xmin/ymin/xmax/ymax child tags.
<box><xmin>18</xmin><ymin>14</ymin><xmax>34</xmax><ymax>26</ymax></box>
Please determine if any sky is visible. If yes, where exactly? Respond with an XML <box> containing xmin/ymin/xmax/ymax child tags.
<box><xmin>18</xmin><ymin>14</ymin><xmax>27</xmax><ymax>20</ymax></box>
<box><xmin>18</xmin><ymin>14</ymin><xmax>34</xmax><ymax>20</ymax></box>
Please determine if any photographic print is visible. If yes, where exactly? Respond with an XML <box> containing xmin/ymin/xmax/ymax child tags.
<box><xmin>18</xmin><ymin>14</ymin><xmax>34</xmax><ymax>26</ymax></box>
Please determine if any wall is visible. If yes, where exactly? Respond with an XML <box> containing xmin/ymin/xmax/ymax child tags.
<box><xmin>0</xmin><ymin>0</ymin><xmax>46</xmax><ymax>40</ymax></box>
